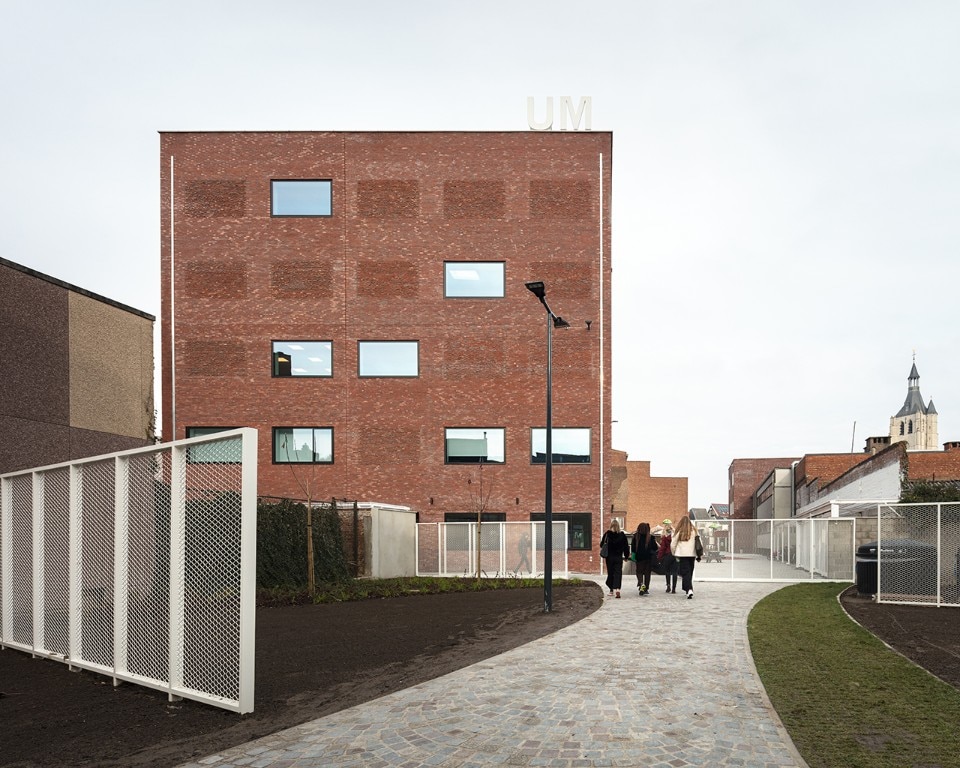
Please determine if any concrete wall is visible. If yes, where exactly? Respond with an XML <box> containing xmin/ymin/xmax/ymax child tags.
<box><xmin>366</xmin><ymin>504</ymin><xmax>418</xmax><ymax>578</ymax></box>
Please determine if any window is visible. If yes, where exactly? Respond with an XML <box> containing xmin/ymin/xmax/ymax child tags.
<box><xmin>444</xmin><ymin>262</ymin><xmax>505</xmax><ymax>298</ymax></box>
<box><xmin>444</xmin><ymin>428</ymin><xmax>505</xmax><ymax>464</ymax></box>
<box><xmin>358</xmin><ymin>341</ymin><xmax>419</xmax><ymax>377</ymax></box>
<box><xmin>271</xmin><ymin>180</ymin><xmax>332</xmax><ymax>217</ymax></box>
<box><xmin>530</xmin><ymin>428</ymin><xmax>591</xmax><ymax>464</ymax></box>
<box><xmin>185</xmin><ymin>427</ymin><xmax>241</xmax><ymax>463</ymax></box>
<box><xmin>531</xmin><ymin>512</ymin><xmax>592</xmax><ymax>550</ymax></box>
<box><xmin>273</xmin><ymin>427</ymin><xmax>334</xmax><ymax>464</ymax></box>
<box><xmin>272</xmin><ymin>341</ymin><xmax>332</xmax><ymax>377</ymax></box>
<box><xmin>900</xmin><ymin>421</ymin><xmax>905</xmax><ymax>435</ymax></box>
<box><xmin>908</xmin><ymin>420</ymin><xmax>914</xmax><ymax>434</ymax></box>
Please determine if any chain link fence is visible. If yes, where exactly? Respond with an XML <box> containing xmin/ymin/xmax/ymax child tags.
<box><xmin>0</xmin><ymin>428</ymin><xmax>257</xmax><ymax>713</ymax></box>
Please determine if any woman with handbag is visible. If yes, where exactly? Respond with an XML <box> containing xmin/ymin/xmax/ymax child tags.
<box><xmin>631</xmin><ymin>522</ymin><xmax>659</xmax><ymax>596</ymax></box>
<box><xmin>599</xmin><ymin>519</ymin><xmax>630</xmax><ymax>598</ymax></box>
<box><xmin>670</xmin><ymin>515</ymin><xmax>702</xmax><ymax>599</ymax></box>
<box><xmin>657</xmin><ymin>520</ymin><xmax>678</xmax><ymax>594</ymax></box>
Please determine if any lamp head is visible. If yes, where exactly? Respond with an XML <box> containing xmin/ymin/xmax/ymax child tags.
<box><xmin>524</xmin><ymin>280</ymin><xmax>546</xmax><ymax>299</ymax></box>
<box><xmin>553</xmin><ymin>316</ymin><xmax>571</xmax><ymax>329</ymax></box>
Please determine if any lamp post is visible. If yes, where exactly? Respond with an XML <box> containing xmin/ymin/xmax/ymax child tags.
<box><xmin>525</xmin><ymin>281</ymin><xmax>570</xmax><ymax>613</ymax></box>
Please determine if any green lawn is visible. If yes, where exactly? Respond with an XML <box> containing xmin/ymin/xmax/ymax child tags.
<box><xmin>749</xmin><ymin>582</ymin><xmax>960</xmax><ymax>768</ymax></box>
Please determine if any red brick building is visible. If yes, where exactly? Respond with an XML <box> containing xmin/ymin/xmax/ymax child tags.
<box><xmin>608</xmin><ymin>453</ymin><xmax>687</xmax><ymax>534</ymax></box>
<box><xmin>159</xmin><ymin>131</ymin><xmax>613</xmax><ymax>571</ymax></box>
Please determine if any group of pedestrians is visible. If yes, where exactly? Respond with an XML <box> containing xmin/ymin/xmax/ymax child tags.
<box><xmin>599</xmin><ymin>515</ymin><xmax>701</xmax><ymax>599</ymax></box>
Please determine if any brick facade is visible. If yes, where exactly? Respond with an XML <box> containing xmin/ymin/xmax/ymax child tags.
<box><xmin>0</xmin><ymin>258</ymin><xmax>154</xmax><ymax>475</ymax></box>
<box><xmin>160</xmin><ymin>131</ymin><xmax>613</xmax><ymax>572</ymax></box>
<box><xmin>727</xmin><ymin>457</ymin><xmax>799</xmax><ymax>520</ymax></box>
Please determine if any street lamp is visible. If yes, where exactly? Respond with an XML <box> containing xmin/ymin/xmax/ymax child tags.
<box><xmin>525</xmin><ymin>280</ymin><xmax>570</xmax><ymax>613</ymax></box>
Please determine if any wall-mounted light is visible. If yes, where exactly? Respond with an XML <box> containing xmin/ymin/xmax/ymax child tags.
<box><xmin>585</xmin><ymin>320</ymin><xmax>592</xmax><ymax>331</ymax></box>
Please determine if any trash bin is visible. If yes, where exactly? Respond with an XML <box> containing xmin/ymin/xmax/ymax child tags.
<box><xmin>856</xmin><ymin>540</ymin><xmax>937</xmax><ymax>596</ymax></box>
<box><xmin>856</xmin><ymin>545</ymin><xmax>878</xmax><ymax>595</ymax></box>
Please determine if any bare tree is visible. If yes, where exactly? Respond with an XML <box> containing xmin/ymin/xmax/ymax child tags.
<box><xmin>279</xmin><ymin>430</ymin><xmax>320</xmax><ymax>596</ymax></box>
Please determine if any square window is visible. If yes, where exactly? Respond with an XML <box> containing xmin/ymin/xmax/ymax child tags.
<box><xmin>271</xmin><ymin>180</ymin><xmax>332</xmax><ymax>217</ymax></box>
<box><xmin>185</xmin><ymin>427</ymin><xmax>242</xmax><ymax>463</ymax></box>
<box><xmin>444</xmin><ymin>262</ymin><xmax>505</xmax><ymax>298</ymax></box>
<box><xmin>272</xmin><ymin>341</ymin><xmax>333</xmax><ymax>377</ymax></box>
<box><xmin>530</xmin><ymin>428</ymin><xmax>591</xmax><ymax>464</ymax></box>
<box><xmin>358</xmin><ymin>341</ymin><xmax>419</xmax><ymax>377</ymax></box>
<box><xmin>445</xmin><ymin>428</ymin><xmax>505</xmax><ymax>464</ymax></box>
<box><xmin>273</xmin><ymin>427</ymin><xmax>334</xmax><ymax>464</ymax></box>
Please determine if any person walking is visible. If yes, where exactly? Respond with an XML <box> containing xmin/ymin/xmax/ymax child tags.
<box><xmin>658</xmin><ymin>520</ymin><xmax>678</xmax><ymax>593</ymax></box>
<box><xmin>670</xmin><ymin>515</ymin><xmax>702</xmax><ymax>599</ymax></box>
<box><xmin>631</xmin><ymin>521</ymin><xmax>659</xmax><ymax>596</ymax></box>
<box><xmin>599</xmin><ymin>519</ymin><xmax>630</xmax><ymax>598</ymax></box>
<box><xmin>516</xmin><ymin>530</ymin><xmax>531</xmax><ymax>573</ymax></box>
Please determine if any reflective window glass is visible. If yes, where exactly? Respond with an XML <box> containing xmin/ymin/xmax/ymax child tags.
<box><xmin>272</xmin><ymin>341</ymin><xmax>333</xmax><ymax>377</ymax></box>
<box><xmin>444</xmin><ymin>428</ymin><xmax>505</xmax><ymax>464</ymax></box>
<box><xmin>273</xmin><ymin>427</ymin><xmax>334</xmax><ymax>464</ymax></box>
<box><xmin>530</xmin><ymin>428</ymin><xmax>591</xmax><ymax>464</ymax></box>
<box><xmin>358</xmin><ymin>341</ymin><xmax>419</xmax><ymax>377</ymax></box>
<box><xmin>271</xmin><ymin>180</ymin><xmax>332</xmax><ymax>216</ymax></box>
<box><xmin>444</xmin><ymin>262</ymin><xmax>505</xmax><ymax>298</ymax></box>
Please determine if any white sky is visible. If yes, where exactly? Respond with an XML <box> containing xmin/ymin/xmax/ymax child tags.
<box><xmin>3</xmin><ymin>1</ymin><xmax>958</xmax><ymax>507</ymax></box>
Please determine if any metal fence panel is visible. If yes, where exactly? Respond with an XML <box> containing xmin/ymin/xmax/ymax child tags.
<box><xmin>692</xmin><ymin>518</ymin><xmax>856</xmax><ymax>582</ymax></box>
<box><xmin>0</xmin><ymin>429</ymin><xmax>257</xmax><ymax>713</ymax></box>
<box><xmin>875</xmin><ymin>502</ymin><xmax>960</xmax><ymax>607</ymax></box>
<box><xmin>416</xmin><ymin>521</ymin><xmax>568</xmax><ymax>579</ymax></box>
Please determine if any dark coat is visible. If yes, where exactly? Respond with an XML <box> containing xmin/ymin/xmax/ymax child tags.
<box><xmin>631</xmin><ymin>531</ymin><xmax>659</xmax><ymax>561</ymax></box>
<box><xmin>600</xmin><ymin>529</ymin><xmax>630</xmax><ymax>560</ymax></box>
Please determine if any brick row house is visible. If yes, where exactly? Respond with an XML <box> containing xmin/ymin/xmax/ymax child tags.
<box><xmin>160</xmin><ymin>131</ymin><xmax>613</xmax><ymax>571</ymax></box>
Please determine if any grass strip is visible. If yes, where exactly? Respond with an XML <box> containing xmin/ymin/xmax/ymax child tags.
<box><xmin>749</xmin><ymin>582</ymin><xmax>960</xmax><ymax>768</ymax></box>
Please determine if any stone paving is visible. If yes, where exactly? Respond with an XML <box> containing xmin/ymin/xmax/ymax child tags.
<box><xmin>179</xmin><ymin>578</ymin><xmax>808</xmax><ymax>768</ymax></box>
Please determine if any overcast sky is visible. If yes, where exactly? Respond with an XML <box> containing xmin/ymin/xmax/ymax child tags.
<box><xmin>3</xmin><ymin>1</ymin><xmax>958</xmax><ymax>507</ymax></box>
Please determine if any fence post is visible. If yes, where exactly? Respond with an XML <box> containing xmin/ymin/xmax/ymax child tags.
<box><xmin>0</xmin><ymin>477</ymin><xmax>10</xmax><ymax>642</ymax></box>
<box><xmin>32</xmin><ymin>472</ymin><xmax>44</xmax><ymax>653</ymax></box>
<box><xmin>167</xmin><ymin>444</ymin><xmax>186</xmax><ymax>703</ymax></box>
<box><xmin>68</xmin><ymin>464</ymin><xmax>82</xmax><ymax>668</ymax></box>
<box><xmin>113</xmin><ymin>455</ymin><xmax>130</xmax><ymax>685</ymax></box>
<box><xmin>237</xmin><ymin>428</ymin><xmax>258</xmax><ymax>714</ymax></box>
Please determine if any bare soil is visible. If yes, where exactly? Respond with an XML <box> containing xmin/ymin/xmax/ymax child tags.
<box><xmin>3</xmin><ymin>583</ymin><xmax>957</xmax><ymax>768</ymax></box>
<box><xmin>839</xmin><ymin>585</ymin><xmax>960</xmax><ymax>690</ymax></box>
<box><xmin>0</xmin><ymin>584</ymin><xmax>602</xmax><ymax>768</ymax></box>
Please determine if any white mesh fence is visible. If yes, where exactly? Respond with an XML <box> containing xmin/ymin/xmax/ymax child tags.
<box><xmin>690</xmin><ymin>518</ymin><xmax>857</xmax><ymax>582</ymax></box>
<box><xmin>867</xmin><ymin>502</ymin><xmax>960</xmax><ymax>607</ymax></box>
<box><xmin>416</xmin><ymin>521</ymin><xmax>568</xmax><ymax>578</ymax></box>
<box><xmin>0</xmin><ymin>428</ymin><xmax>257</xmax><ymax>713</ymax></box>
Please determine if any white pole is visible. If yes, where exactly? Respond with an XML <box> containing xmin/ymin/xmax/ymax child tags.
<box><xmin>598</xmin><ymin>151</ymin><xmax>605</xmax><ymax>575</ymax></box>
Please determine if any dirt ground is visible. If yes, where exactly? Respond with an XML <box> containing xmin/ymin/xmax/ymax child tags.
<box><xmin>0</xmin><ymin>584</ymin><xmax>602</xmax><ymax>768</ymax></box>
<box><xmin>838</xmin><ymin>585</ymin><xmax>960</xmax><ymax>689</ymax></box>
<box><xmin>2</xmin><ymin>582</ymin><xmax>959</xmax><ymax>768</ymax></box>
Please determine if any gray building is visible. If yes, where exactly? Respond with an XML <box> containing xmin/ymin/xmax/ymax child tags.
<box><xmin>0</xmin><ymin>258</ymin><xmax>155</xmax><ymax>474</ymax></box>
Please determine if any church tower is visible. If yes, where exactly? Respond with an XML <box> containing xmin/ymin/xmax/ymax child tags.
<box><xmin>889</xmin><ymin>359</ymin><xmax>939</xmax><ymax>450</ymax></box>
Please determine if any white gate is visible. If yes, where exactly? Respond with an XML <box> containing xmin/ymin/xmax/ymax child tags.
<box><xmin>0</xmin><ymin>428</ymin><xmax>257</xmax><ymax>713</ymax></box>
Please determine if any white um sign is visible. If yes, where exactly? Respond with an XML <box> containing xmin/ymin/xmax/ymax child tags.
<box><xmin>527</xmin><ymin>96</ymin><xmax>592</xmax><ymax>131</ymax></box>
